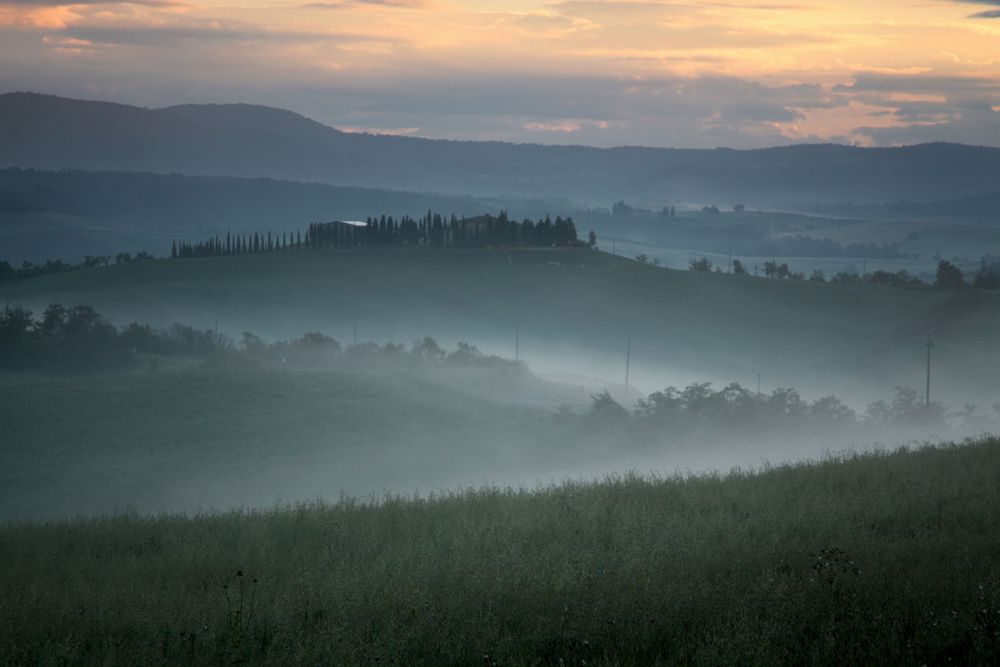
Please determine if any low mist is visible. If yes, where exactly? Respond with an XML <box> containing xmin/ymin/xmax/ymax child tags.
<box><xmin>1</xmin><ymin>301</ymin><xmax>991</xmax><ymax>521</ymax></box>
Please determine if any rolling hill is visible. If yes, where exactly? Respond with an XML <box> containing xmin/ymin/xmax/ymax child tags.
<box><xmin>5</xmin><ymin>92</ymin><xmax>1000</xmax><ymax>207</ymax></box>
<box><xmin>0</xmin><ymin>168</ymin><xmax>571</xmax><ymax>261</ymax></box>
<box><xmin>2</xmin><ymin>247</ymin><xmax>997</xmax><ymax>406</ymax></box>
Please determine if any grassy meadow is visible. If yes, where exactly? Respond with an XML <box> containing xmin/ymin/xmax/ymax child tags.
<box><xmin>2</xmin><ymin>437</ymin><xmax>999</xmax><ymax>665</ymax></box>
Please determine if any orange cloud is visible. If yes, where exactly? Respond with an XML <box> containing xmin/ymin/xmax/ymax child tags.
<box><xmin>0</xmin><ymin>4</ymin><xmax>79</xmax><ymax>27</ymax></box>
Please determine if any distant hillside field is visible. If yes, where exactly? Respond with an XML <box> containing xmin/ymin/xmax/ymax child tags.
<box><xmin>2</xmin><ymin>247</ymin><xmax>997</xmax><ymax>405</ymax></box>
<box><xmin>3</xmin><ymin>437</ymin><xmax>999</xmax><ymax>664</ymax></box>
<box><xmin>5</xmin><ymin>93</ymin><xmax>1000</xmax><ymax>206</ymax></box>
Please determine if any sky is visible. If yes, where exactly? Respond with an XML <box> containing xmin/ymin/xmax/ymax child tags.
<box><xmin>1</xmin><ymin>0</ymin><xmax>1000</xmax><ymax>148</ymax></box>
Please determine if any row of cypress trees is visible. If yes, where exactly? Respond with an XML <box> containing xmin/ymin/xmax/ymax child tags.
<box><xmin>172</xmin><ymin>229</ymin><xmax>303</xmax><ymax>259</ymax></box>
<box><xmin>171</xmin><ymin>211</ymin><xmax>580</xmax><ymax>259</ymax></box>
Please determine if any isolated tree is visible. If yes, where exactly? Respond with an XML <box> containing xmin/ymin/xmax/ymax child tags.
<box><xmin>589</xmin><ymin>390</ymin><xmax>630</xmax><ymax>420</ymax></box>
<box><xmin>0</xmin><ymin>305</ymin><xmax>33</xmax><ymax>340</ymax></box>
<box><xmin>240</xmin><ymin>331</ymin><xmax>266</xmax><ymax>356</ymax></box>
<box><xmin>935</xmin><ymin>260</ymin><xmax>965</xmax><ymax>290</ymax></box>
<box><xmin>732</xmin><ymin>259</ymin><xmax>748</xmax><ymax>275</ymax></box>
<box><xmin>612</xmin><ymin>200</ymin><xmax>633</xmax><ymax>216</ymax></box>
<box><xmin>689</xmin><ymin>257</ymin><xmax>713</xmax><ymax>272</ymax></box>
<box><xmin>587</xmin><ymin>230</ymin><xmax>597</xmax><ymax>248</ymax></box>
<box><xmin>38</xmin><ymin>303</ymin><xmax>67</xmax><ymax>336</ymax></box>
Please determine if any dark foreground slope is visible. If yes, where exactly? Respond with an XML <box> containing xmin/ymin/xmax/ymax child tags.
<box><xmin>5</xmin><ymin>93</ymin><xmax>1000</xmax><ymax>205</ymax></box>
<box><xmin>2</xmin><ymin>438</ymin><xmax>999</xmax><ymax>665</ymax></box>
<box><xmin>3</xmin><ymin>247</ymin><xmax>998</xmax><ymax>402</ymax></box>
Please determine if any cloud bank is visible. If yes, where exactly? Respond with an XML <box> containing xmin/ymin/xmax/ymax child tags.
<box><xmin>0</xmin><ymin>0</ymin><xmax>999</xmax><ymax>147</ymax></box>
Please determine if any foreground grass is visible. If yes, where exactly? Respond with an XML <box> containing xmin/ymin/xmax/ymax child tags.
<box><xmin>2</xmin><ymin>438</ymin><xmax>1000</xmax><ymax>665</ymax></box>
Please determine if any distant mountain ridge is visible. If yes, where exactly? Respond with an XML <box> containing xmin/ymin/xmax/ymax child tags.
<box><xmin>4</xmin><ymin>92</ymin><xmax>1000</xmax><ymax>207</ymax></box>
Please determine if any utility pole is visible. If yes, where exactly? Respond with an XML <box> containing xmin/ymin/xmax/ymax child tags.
<box><xmin>624</xmin><ymin>335</ymin><xmax>632</xmax><ymax>402</ymax></box>
<box><xmin>728</xmin><ymin>244</ymin><xmax>733</xmax><ymax>274</ymax></box>
<box><xmin>214</xmin><ymin>319</ymin><xmax>218</xmax><ymax>341</ymax></box>
<box><xmin>353</xmin><ymin>319</ymin><xmax>358</xmax><ymax>346</ymax></box>
<box><xmin>926</xmin><ymin>331</ymin><xmax>935</xmax><ymax>413</ymax></box>
<box><xmin>515</xmin><ymin>321</ymin><xmax>520</xmax><ymax>362</ymax></box>
<box><xmin>612</xmin><ymin>238</ymin><xmax>616</xmax><ymax>256</ymax></box>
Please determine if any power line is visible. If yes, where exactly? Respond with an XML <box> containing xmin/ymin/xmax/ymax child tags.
<box><xmin>624</xmin><ymin>335</ymin><xmax>631</xmax><ymax>402</ymax></box>
<box><xmin>925</xmin><ymin>330</ymin><xmax>935</xmax><ymax>412</ymax></box>
<box><xmin>515</xmin><ymin>321</ymin><xmax>520</xmax><ymax>362</ymax></box>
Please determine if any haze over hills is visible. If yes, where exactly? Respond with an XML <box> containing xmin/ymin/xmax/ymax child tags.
<box><xmin>4</xmin><ymin>247</ymin><xmax>998</xmax><ymax>407</ymax></box>
<box><xmin>0</xmin><ymin>168</ymin><xmax>573</xmax><ymax>261</ymax></box>
<box><xmin>5</xmin><ymin>92</ymin><xmax>1000</xmax><ymax>208</ymax></box>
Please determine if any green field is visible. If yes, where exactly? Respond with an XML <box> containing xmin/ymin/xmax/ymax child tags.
<box><xmin>2</xmin><ymin>437</ymin><xmax>999</xmax><ymax>665</ymax></box>
<box><xmin>0</xmin><ymin>361</ymin><xmax>602</xmax><ymax>520</ymax></box>
<box><xmin>2</xmin><ymin>247</ymin><xmax>998</xmax><ymax>404</ymax></box>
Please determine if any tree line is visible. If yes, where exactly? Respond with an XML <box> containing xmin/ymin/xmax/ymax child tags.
<box><xmin>0</xmin><ymin>303</ymin><xmax>520</xmax><ymax>374</ymax></box>
<box><xmin>0</xmin><ymin>210</ymin><xmax>584</xmax><ymax>281</ymax></box>
<box><xmin>685</xmin><ymin>256</ymin><xmax>1000</xmax><ymax>290</ymax></box>
<box><xmin>171</xmin><ymin>211</ymin><xmax>582</xmax><ymax>258</ymax></box>
<box><xmin>582</xmin><ymin>381</ymin><xmax>997</xmax><ymax>436</ymax></box>
<box><xmin>4</xmin><ymin>302</ymin><xmax>996</xmax><ymax>436</ymax></box>
<box><xmin>0</xmin><ymin>251</ymin><xmax>157</xmax><ymax>282</ymax></box>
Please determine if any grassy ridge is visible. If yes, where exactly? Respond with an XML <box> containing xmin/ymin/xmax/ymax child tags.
<box><xmin>2</xmin><ymin>438</ymin><xmax>999</xmax><ymax>665</ymax></box>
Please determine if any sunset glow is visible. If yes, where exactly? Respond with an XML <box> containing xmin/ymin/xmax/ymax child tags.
<box><xmin>2</xmin><ymin>0</ymin><xmax>1000</xmax><ymax>146</ymax></box>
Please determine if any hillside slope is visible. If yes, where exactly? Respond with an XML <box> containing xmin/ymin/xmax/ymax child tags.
<box><xmin>5</xmin><ymin>93</ymin><xmax>1000</xmax><ymax>205</ymax></box>
<box><xmin>0</xmin><ymin>364</ymin><xmax>574</xmax><ymax>519</ymax></box>
<box><xmin>2</xmin><ymin>248</ymin><xmax>997</xmax><ymax>404</ymax></box>
<box><xmin>3</xmin><ymin>438</ymin><xmax>999</xmax><ymax>664</ymax></box>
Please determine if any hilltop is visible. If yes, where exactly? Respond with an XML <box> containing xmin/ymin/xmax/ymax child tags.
<box><xmin>5</xmin><ymin>92</ymin><xmax>1000</xmax><ymax>206</ymax></box>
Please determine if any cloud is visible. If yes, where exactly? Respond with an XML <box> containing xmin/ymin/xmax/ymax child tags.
<box><xmin>3</xmin><ymin>0</ymin><xmax>1000</xmax><ymax>148</ymax></box>
<box><xmin>826</xmin><ymin>71</ymin><xmax>1000</xmax><ymax>144</ymax></box>
<box><xmin>300</xmin><ymin>0</ymin><xmax>422</xmax><ymax>8</ymax></box>
<box><xmin>951</xmin><ymin>0</ymin><xmax>1000</xmax><ymax>18</ymax></box>
<box><xmin>834</xmin><ymin>74</ymin><xmax>1000</xmax><ymax>95</ymax></box>
<box><xmin>1</xmin><ymin>0</ymin><xmax>186</xmax><ymax>6</ymax></box>
<box><xmin>61</xmin><ymin>23</ymin><xmax>397</xmax><ymax>46</ymax></box>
